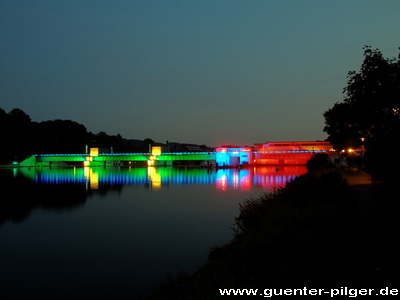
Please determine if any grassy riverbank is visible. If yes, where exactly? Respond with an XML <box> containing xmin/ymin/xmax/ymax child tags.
<box><xmin>146</xmin><ymin>155</ymin><xmax>399</xmax><ymax>299</ymax></box>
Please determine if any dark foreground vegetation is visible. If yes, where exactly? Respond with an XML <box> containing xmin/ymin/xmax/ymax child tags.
<box><xmin>146</xmin><ymin>154</ymin><xmax>399</xmax><ymax>299</ymax></box>
<box><xmin>323</xmin><ymin>46</ymin><xmax>400</xmax><ymax>183</ymax></box>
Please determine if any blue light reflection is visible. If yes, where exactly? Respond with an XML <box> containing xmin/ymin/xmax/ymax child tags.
<box><xmin>22</xmin><ymin>166</ymin><xmax>307</xmax><ymax>191</ymax></box>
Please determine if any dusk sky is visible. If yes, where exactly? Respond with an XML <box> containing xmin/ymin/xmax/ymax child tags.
<box><xmin>1</xmin><ymin>0</ymin><xmax>399</xmax><ymax>146</ymax></box>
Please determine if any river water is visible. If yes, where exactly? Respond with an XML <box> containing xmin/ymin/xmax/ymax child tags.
<box><xmin>0</xmin><ymin>166</ymin><xmax>306</xmax><ymax>299</ymax></box>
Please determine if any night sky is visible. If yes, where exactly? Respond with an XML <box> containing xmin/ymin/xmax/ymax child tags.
<box><xmin>1</xmin><ymin>0</ymin><xmax>399</xmax><ymax>146</ymax></box>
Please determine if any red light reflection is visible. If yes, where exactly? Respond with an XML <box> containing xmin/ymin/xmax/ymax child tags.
<box><xmin>216</xmin><ymin>166</ymin><xmax>306</xmax><ymax>191</ymax></box>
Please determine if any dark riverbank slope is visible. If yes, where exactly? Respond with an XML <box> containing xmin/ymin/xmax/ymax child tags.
<box><xmin>146</xmin><ymin>159</ymin><xmax>399</xmax><ymax>299</ymax></box>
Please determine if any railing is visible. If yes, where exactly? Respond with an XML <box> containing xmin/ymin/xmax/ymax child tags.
<box><xmin>36</xmin><ymin>152</ymin><xmax>213</xmax><ymax>156</ymax></box>
<box><xmin>254</xmin><ymin>150</ymin><xmax>326</xmax><ymax>154</ymax></box>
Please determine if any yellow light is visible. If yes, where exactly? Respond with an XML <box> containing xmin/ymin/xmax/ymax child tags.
<box><xmin>90</xmin><ymin>169</ymin><xmax>99</xmax><ymax>189</ymax></box>
<box><xmin>147</xmin><ymin>167</ymin><xmax>161</xmax><ymax>189</ymax></box>
<box><xmin>90</xmin><ymin>148</ymin><xmax>99</xmax><ymax>156</ymax></box>
<box><xmin>348</xmin><ymin>148</ymin><xmax>354</xmax><ymax>153</ymax></box>
<box><xmin>151</xmin><ymin>146</ymin><xmax>162</xmax><ymax>156</ymax></box>
<box><xmin>84</xmin><ymin>166</ymin><xmax>90</xmax><ymax>178</ymax></box>
<box><xmin>83</xmin><ymin>167</ymin><xmax>98</xmax><ymax>189</ymax></box>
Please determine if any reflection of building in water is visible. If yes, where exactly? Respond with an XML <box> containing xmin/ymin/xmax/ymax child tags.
<box><xmin>84</xmin><ymin>167</ymin><xmax>99</xmax><ymax>190</ymax></box>
<box><xmin>252</xmin><ymin>166</ymin><xmax>307</xmax><ymax>189</ymax></box>
<box><xmin>216</xmin><ymin>169</ymin><xmax>251</xmax><ymax>191</ymax></box>
<box><xmin>147</xmin><ymin>167</ymin><xmax>161</xmax><ymax>189</ymax></box>
<box><xmin>30</xmin><ymin>167</ymin><xmax>216</xmax><ymax>189</ymax></box>
<box><xmin>215</xmin><ymin>166</ymin><xmax>307</xmax><ymax>191</ymax></box>
<box><xmin>26</xmin><ymin>166</ymin><xmax>306</xmax><ymax>191</ymax></box>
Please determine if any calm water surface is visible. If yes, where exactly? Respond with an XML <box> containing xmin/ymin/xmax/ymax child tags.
<box><xmin>0</xmin><ymin>166</ymin><xmax>306</xmax><ymax>299</ymax></box>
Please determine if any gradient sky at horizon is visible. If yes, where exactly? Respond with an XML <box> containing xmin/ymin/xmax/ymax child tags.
<box><xmin>1</xmin><ymin>0</ymin><xmax>399</xmax><ymax>146</ymax></box>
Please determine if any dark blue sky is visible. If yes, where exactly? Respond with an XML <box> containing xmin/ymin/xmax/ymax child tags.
<box><xmin>1</xmin><ymin>0</ymin><xmax>399</xmax><ymax>146</ymax></box>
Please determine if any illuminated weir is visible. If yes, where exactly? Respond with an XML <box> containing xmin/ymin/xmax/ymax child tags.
<box><xmin>17</xmin><ymin>141</ymin><xmax>339</xmax><ymax>168</ymax></box>
<box><xmin>19</xmin><ymin>147</ymin><xmax>215</xmax><ymax>168</ymax></box>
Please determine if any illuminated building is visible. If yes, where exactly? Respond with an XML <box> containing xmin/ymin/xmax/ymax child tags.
<box><xmin>215</xmin><ymin>146</ymin><xmax>254</xmax><ymax>167</ymax></box>
<box><xmin>253</xmin><ymin>141</ymin><xmax>334</xmax><ymax>165</ymax></box>
<box><xmin>17</xmin><ymin>141</ymin><xmax>339</xmax><ymax>168</ymax></box>
<box><xmin>215</xmin><ymin>141</ymin><xmax>334</xmax><ymax>166</ymax></box>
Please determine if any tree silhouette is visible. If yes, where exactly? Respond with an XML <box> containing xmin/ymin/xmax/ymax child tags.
<box><xmin>323</xmin><ymin>46</ymin><xmax>400</xmax><ymax>177</ymax></box>
<box><xmin>0</xmin><ymin>108</ymin><xmax>34</xmax><ymax>161</ymax></box>
<box><xmin>36</xmin><ymin>119</ymin><xmax>89</xmax><ymax>153</ymax></box>
<box><xmin>0</xmin><ymin>108</ymin><xmax>142</xmax><ymax>162</ymax></box>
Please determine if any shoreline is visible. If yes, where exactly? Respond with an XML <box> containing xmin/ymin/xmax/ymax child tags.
<box><xmin>145</xmin><ymin>164</ymin><xmax>398</xmax><ymax>299</ymax></box>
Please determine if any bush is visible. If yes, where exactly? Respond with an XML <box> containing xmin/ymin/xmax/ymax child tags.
<box><xmin>306</xmin><ymin>153</ymin><xmax>334</xmax><ymax>172</ymax></box>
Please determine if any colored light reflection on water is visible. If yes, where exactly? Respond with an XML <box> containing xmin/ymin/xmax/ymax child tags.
<box><xmin>1</xmin><ymin>166</ymin><xmax>306</xmax><ymax>299</ymax></box>
<box><xmin>20</xmin><ymin>166</ymin><xmax>307</xmax><ymax>191</ymax></box>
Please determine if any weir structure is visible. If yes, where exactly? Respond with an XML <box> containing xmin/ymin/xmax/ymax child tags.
<box><xmin>19</xmin><ymin>147</ymin><xmax>215</xmax><ymax>168</ymax></box>
<box><xmin>17</xmin><ymin>141</ymin><xmax>340</xmax><ymax>168</ymax></box>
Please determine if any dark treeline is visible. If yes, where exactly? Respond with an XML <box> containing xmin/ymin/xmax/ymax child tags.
<box><xmin>324</xmin><ymin>46</ymin><xmax>400</xmax><ymax>181</ymax></box>
<box><xmin>0</xmin><ymin>108</ymin><xmax>152</xmax><ymax>163</ymax></box>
